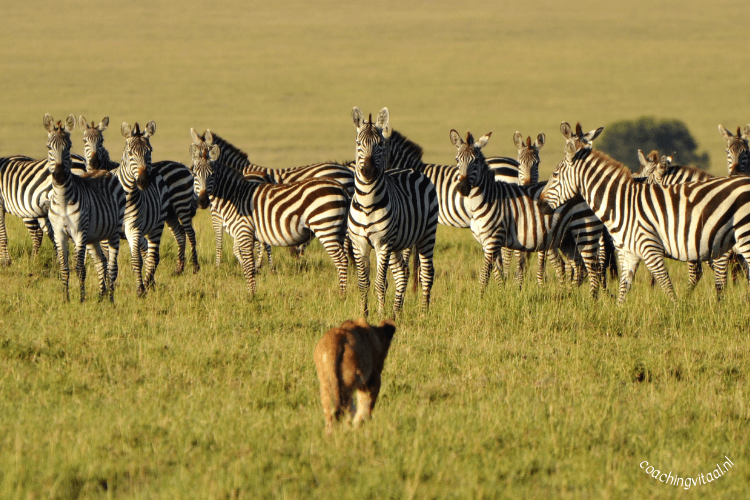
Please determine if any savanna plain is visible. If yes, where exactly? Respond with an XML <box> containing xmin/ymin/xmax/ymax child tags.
<box><xmin>1</xmin><ymin>0</ymin><xmax>749</xmax><ymax>498</ymax></box>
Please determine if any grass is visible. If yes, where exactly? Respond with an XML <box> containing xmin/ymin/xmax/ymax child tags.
<box><xmin>1</xmin><ymin>0</ymin><xmax>750</xmax><ymax>498</ymax></box>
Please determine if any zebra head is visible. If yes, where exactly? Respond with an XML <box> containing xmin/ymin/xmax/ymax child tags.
<box><xmin>121</xmin><ymin>121</ymin><xmax>155</xmax><ymax>190</ymax></box>
<box><xmin>451</xmin><ymin>129</ymin><xmax>492</xmax><ymax>196</ymax></box>
<box><xmin>718</xmin><ymin>125</ymin><xmax>750</xmax><ymax>176</ymax></box>
<box><xmin>352</xmin><ymin>107</ymin><xmax>391</xmax><ymax>182</ymax></box>
<box><xmin>513</xmin><ymin>131</ymin><xmax>544</xmax><ymax>185</ymax></box>
<box><xmin>637</xmin><ymin>149</ymin><xmax>674</xmax><ymax>184</ymax></box>
<box><xmin>43</xmin><ymin>113</ymin><xmax>75</xmax><ymax>184</ymax></box>
<box><xmin>540</xmin><ymin>122</ymin><xmax>603</xmax><ymax>210</ymax></box>
<box><xmin>79</xmin><ymin>116</ymin><xmax>109</xmax><ymax>171</ymax></box>
<box><xmin>189</xmin><ymin>128</ymin><xmax>220</xmax><ymax>210</ymax></box>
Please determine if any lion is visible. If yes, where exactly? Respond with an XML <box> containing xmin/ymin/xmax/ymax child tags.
<box><xmin>313</xmin><ymin>318</ymin><xmax>397</xmax><ymax>433</ymax></box>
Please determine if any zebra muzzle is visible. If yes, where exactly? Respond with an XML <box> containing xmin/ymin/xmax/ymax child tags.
<box><xmin>136</xmin><ymin>168</ymin><xmax>151</xmax><ymax>190</ymax></box>
<box><xmin>197</xmin><ymin>191</ymin><xmax>210</xmax><ymax>209</ymax></box>
<box><xmin>457</xmin><ymin>177</ymin><xmax>471</xmax><ymax>197</ymax></box>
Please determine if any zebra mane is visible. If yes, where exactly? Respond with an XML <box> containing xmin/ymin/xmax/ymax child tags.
<box><xmin>388</xmin><ymin>129</ymin><xmax>424</xmax><ymax>169</ymax></box>
<box><xmin>81</xmin><ymin>169</ymin><xmax>112</xmax><ymax>179</ymax></box>
<box><xmin>588</xmin><ymin>149</ymin><xmax>634</xmax><ymax>180</ymax></box>
<box><xmin>206</xmin><ymin>131</ymin><xmax>252</xmax><ymax>168</ymax></box>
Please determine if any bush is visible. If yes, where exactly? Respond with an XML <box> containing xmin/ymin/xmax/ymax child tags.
<box><xmin>597</xmin><ymin>117</ymin><xmax>710</xmax><ymax>171</ymax></box>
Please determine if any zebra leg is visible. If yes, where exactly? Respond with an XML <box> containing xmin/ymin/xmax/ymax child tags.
<box><xmin>616</xmin><ymin>250</ymin><xmax>641</xmax><ymax>304</ymax></box>
<box><xmin>105</xmin><ymin>237</ymin><xmax>120</xmax><ymax>302</ymax></box>
<box><xmin>536</xmin><ymin>251</ymin><xmax>546</xmax><ymax>285</ymax></box>
<box><xmin>320</xmin><ymin>237</ymin><xmax>348</xmax><ymax>299</ymax></box>
<box><xmin>712</xmin><ymin>252</ymin><xmax>731</xmax><ymax>300</ymax></box>
<box><xmin>416</xmin><ymin>243</ymin><xmax>435</xmax><ymax>313</ymax></box>
<box><xmin>0</xmin><ymin>201</ymin><xmax>9</xmax><ymax>265</ymax></box>
<box><xmin>480</xmin><ymin>249</ymin><xmax>494</xmax><ymax>296</ymax></box>
<box><xmin>547</xmin><ymin>248</ymin><xmax>567</xmax><ymax>285</ymax></box>
<box><xmin>513</xmin><ymin>250</ymin><xmax>526</xmax><ymax>288</ymax></box>
<box><xmin>127</xmin><ymin>230</ymin><xmax>146</xmax><ymax>296</ymax></box>
<box><xmin>400</xmin><ymin>247</ymin><xmax>412</xmax><ymax>286</ymax></box>
<box><xmin>352</xmin><ymin>244</ymin><xmax>371</xmax><ymax>317</ymax></box>
<box><xmin>389</xmin><ymin>252</ymin><xmax>408</xmax><ymax>316</ymax></box>
<box><xmin>686</xmin><ymin>261</ymin><xmax>703</xmax><ymax>292</ymax></box>
<box><xmin>578</xmin><ymin>242</ymin><xmax>600</xmax><ymax>299</ymax></box>
<box><xmin>165</xmin><ymin>217</ymin><xmax>186</xmax><ymax>275</ymax></box>
<box><xmin>73</xmin><ymin>243</ymin><xmax>88</xmax><ymax>303</ymax></box>
<box><xmin>499</xmin><ymin>247</ymin><xmax>512</xmax><ymax>283</ymax></box>
<box><xmin>374</xmin><ymin>249</ymin><xmax>392</xmax><ymax>316</ymax></box>
<box><xmin>643</xmin><ymin>251</ymin><xmax>677</xmax><ymax>302</ymax></box>
<box><xmin>55</xmin><ymin>233</ymin><xmax>71</xmax><ymax>302</ymax></box>
<box><xmin>23</xmin><ymin>218</ymin><xmax>44</xmax><ymax>258</ymax></box>
<box><xmin>211</xmin><ymin>208</ymin><xmax>223</xmax><ymax>267</ymax></box>
<box><xmin>238</xmin><ymin>237</ymin><xmax>257</xmax><ymax>296</ymax></box>
<box><xmin>143</xmin><ymin>231</ymin><xmax>163</xmax><ymax>291</ymax></box>
<box><xmin>87</xmin><ymin>243</ymin><xmax>108</xmax><ymax>300</ymax></box>
<box><xmin>254</xmin><ymin>240</ymin><xmax>264</xmax><ymax>270</ymax></box>
<box><xmin>183</xmin><ymin>220</ymin><xmax>200</xmax><ymax>274</ymax></box>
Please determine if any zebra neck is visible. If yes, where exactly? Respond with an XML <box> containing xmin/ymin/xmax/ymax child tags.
<box><xmin>576</xmin><ymin>158</ymin><xmax>634</xmax><ymax>231</ymax></box>
<box><xmin>353</xmin><ymin>170</ymin><xmax>387</xmax><ymax>206</ymax></box>
<box><xmin>115</xmin><ymin>166</ymin><xmax>139</xmax><ymax>193</ymax></box>
<box><xmin>51</xmin><ymin>172</ymin><xmax>75</xmax><ymax>203</ymax></box>
<box><xmin>97</xmin><ymin>148</ymin><xmax>119</xmax><ymax>171</ymax></box>
<box><xmin>467</xmin><ymin>168</ymin><xmax>499</xmax><ymax>210</ymax></box>
<box><xmin>213</xmin><ymin>165</ymin><xmax>259</xmax><ymax>206</ymax></box>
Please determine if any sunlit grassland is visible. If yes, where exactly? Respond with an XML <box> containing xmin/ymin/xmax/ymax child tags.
<box><xmin>1</xmin><ymin>0</ymin><xmax>750</xmax><ymax>498</ymax></box>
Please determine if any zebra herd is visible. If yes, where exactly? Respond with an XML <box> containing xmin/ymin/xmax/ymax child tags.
<box><xmin>2</xmin><ymin>110</ymin><xmax>750</xmax><ymax>313</ymax></box>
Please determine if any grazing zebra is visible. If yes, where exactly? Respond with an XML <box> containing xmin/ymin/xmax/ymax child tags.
<box><xmin>451</xmin><ymin>129</ymin><xmax>603</xmax><ymax>298</ymax></box>
<box><xmin>113</xmin><ymin>121</ymin><xmax>169</xmax><ymax>296</ymax></box>
<box><xmin>189</xmin><ymin>130</ymin><xmax>350</xmax><ymax>297</ymax></box>
<box><xmin>540</xmin><ymin>122</ymin><xmax>750</xmax><ymax>303</ymax></box>
<box><xmin>0</xmin><ymin>114</ymin><xmax>88</xmax><ymax>264</ymax></box>
<box><xmin>45</xmin><ymin>117</ymin><xmax>125</xmax><ymax>302</ymax></box>
<box><xmin>348</xmin><ymin>107</ymin><xmax>438</xmax><ymax>316</ymax></box>
<box><xmin>189</xmin><ymin>129</ymin><xmax>353</xmax><ymax>268</ymax></box>
<box><xmin>718</xmin><ymin>125</ymin><xmax>750</xmax><ymax>176</ymax></box>
<box><xmin>79</xmin><ymin>115</ymin><xmax>200</xmax><ymax>274</ymax></box>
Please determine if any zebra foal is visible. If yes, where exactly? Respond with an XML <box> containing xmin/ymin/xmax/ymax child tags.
<box><xmin>540</xmin><ymin>122</ymin><xmax>750</xmax><ymax>303</ymax></box>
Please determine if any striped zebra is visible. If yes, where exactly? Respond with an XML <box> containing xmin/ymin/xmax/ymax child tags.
<box><xmin>348</xmin><ymin>107</ymin><xmax>438</xmax><ymax>316</ymax></box>
<box><xmin>45</xmin><ymin>117</ymin><xmax>125</xmax><ymax>302</ymax></box>
<box><xmin>540</xmin><ymin>122</ymin><xmax>750</xmax><ymax>303</ymax></box>
<box><xmin>80</xmin><ymin>116</ymin><xmax>200</xmax><ymax>274</ymax></box>
<box><xmin>113</xmin><ymin>121</ymin><xmax>169</xmax><ymax>296</ymax></box>
<box><xmin>451</xmin><ymin>129</ymin><xmax>603</xmax><ymax>298</ymax></box>
<box><xmin>0</xmin><ymin>114</ymin><xmax>89</xmax><ymax>264</ymax></box>
<box><xmin>189</xmin><ymin>129</ymin><xmax>353</xmax><ymax>268</ymax></box>
<box><xmin>189</xmin><ymin>130</ymin><xmax>350</xmax><ymax>297</ymax></box>
<box><xmin>718</xmin><ymin>125</ymin><xmax>750</xmax><ymax>176</ymax></box>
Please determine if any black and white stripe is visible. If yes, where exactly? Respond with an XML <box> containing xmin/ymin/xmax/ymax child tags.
<box><xmin>348</xmin><ymin>107</ymin><xmax>438</xmax><ymax>316</ymax></box>
<box><xmin>80</xmin><ymin>116</ymin><xmax>200</xmax><ymax>275</ymax></box>
<box><xmin>452</xmin><ymin>129</ymin><xmax>603</xmax><ymax>298</ymax></box>
<box><xmin>46</xmin><ymin>116</ymin><xmax>125</xmax><ymax>301</ymax></box>
<box><xmin>113</xmin><ymin>121</ymin><xmax>169</xmax><ymax>296</ymax></box>
<box><xmin>189</xmin><ymin>130</ymin><xmax>350</xmax><ymax>297</ymax></box>
<box><xmin>540</xmin><ymin>122</ymin><xmax>750</xmax><ymax>303</ymax></box>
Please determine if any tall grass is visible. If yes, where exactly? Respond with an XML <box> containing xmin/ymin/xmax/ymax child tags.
<box><xmin>1</xmin><ymin>0</ymin><xmax>749</xmax><ymax>498</ymax></box>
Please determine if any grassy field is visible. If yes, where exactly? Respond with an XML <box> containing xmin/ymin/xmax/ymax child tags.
<box><xmin>1</xmin><ymin>0</ymin><xmax>750</xmax><ymax>498</ymax></box>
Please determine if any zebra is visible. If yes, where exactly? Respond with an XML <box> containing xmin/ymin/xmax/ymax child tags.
<box><xmin>45</xmin><ymin>117</ymin><xmax>125</xmax><ymax>302</ymax></box>
<box><xmin>637</xmin><ymin>149</ymin><xmax>747</xmax><ymax>289</ymax></box>
<box><xmin>113</xmin><ymin>121</ymin><xmax>169</xmax><ymax>296</ymax></box>
<box><xmin>80</xmin><ymin>115</ymin><xmax>200</xmax><ymax>275</ymax></box>
<box><xmin>189</xmin><ymin>130</ymin><xmax>350</xmax><ymax>297</ymax></box>
<box><xmin>539</xmin><ymin>122</ymin><xmax>750</xmax><ymax>303</ymax></box>
<box><xmin>0</xmin><ymin>114</ymin><xmax>90</xmax><ymax>264</ymax></box>
<box><xmin>451</xmin><ymin>129</ymin><xmax>603</xmax><ymax>298</ymax></box>
<box><xmin>189</xmin><ymin>129</ymin><xmax>354</xmax><ymax>268</ymax></box>
<box><xmin>348</xmin><ymin>107</ymin><xmax>438</xmax><ymax>316</ymax></box>
<box><xmin>718</xmin><ymin>125</ymin><xmax>750</xmax><ymax>176</ymax></box>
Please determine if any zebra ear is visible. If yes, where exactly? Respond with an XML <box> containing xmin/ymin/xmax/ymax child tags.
<box><xmin>475</xmin><ymin>131</ymin><xmax>492</xmax><ymax>150</ymax></box>
<box><xmin>121</xmin><ymin>122</ymin><xmax>132</xmax><ymax>138</ymax></box>
<box><xmin>450</xmin><ymin>129</ymin><xmax>463</xmax><ymax>148</ymax></box>
<box><xmin>99</xmin><ymin>117</ymin><xmax>109</xmax><ymax>131</ymax></box>
<box><xmin>43</xmin><ymin>113</ymin><xmax>54</xmax><ymax>133</ymax></box>
<box><xmin>65</xmin><ymin>115</ymin><xmax>76</xmax><ymax>132</ymax></box>
<box><xmin>352</xmin><ymin>107</ymin><xmax>365</xmax><ymax>129</ymax></box>
<box><xmin>564</xmin><ymin>141</ymin><xmax>576</xmax><ymax>157</ymax></box>
<box><xmin>190</xmin><ymin>128</ymin><xmax>202</xmax><ymax>144</ymax></box>
<box><xmin>584</xmin><ymin>127</ymin><xmax>603</xmax><ymax>143</ymax></box>
<box><xmin>205</xmin><ymin>130</ymin><xmax>214</xmax><ymax>145</ymax></box>
<box><xmin>718</xmin><ymin>124</ymin><xmax>732</xmax><ymax>141</ymax></box>
<box><xmin>376</xmin><ymin>107</ymin><xmax>391</xmax><ymax>138</ymax></box>
<box><xmin>637</xmin><ymin>149</ymin><xmax>647</xmax><ymax>167</ymax></box>
<box><xmin>513</xmin><ymin>131</ymin><xmax>524</xmax><ymax>149</ymax></box>
<box><xmin>646</xmin><ymin>150</ymin><xmax>659</xmax><ymax>163</ymax></box>
<box><xmin>661</xmin><ymin>154</ymin><xmax>673</xmax><ymax>167</ymax></box>
<box><xmin>209</xmin><ymin>144</ymin><xmax>220</xmax><ymax>161</ymax></box>
<box><xmin>79</xmin><ymin>116</ymin><xmax>89</xmax><ymax>131</ymax></box>
<box><xmin>189</xmin><ymin>143</ymin><xmax>199</xmax><ymax>158</ymax></box>
<box><xmin>535</xmin><ymin>133</ymin><xmax>546</xmax><ymax>149</ymax></box>
<box><xmin>744</xmin><ymin>125</ymin><xmax>750</xmax><ymax>138</ymax></box>
<box><xmin>560</xmin><ymin>122</ymin><xmax>573</xmax><ymax>139</ymax></box>
<box><xmin>144</xmin><ymin>121</ymin><xmax>156</xmax><ymax>138</ymax></box>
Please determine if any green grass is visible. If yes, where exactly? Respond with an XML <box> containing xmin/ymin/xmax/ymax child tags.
<box><xmin>1</xmin><ymin>1</ymin><xmax>750</xmax><ymax>498</ymax></box>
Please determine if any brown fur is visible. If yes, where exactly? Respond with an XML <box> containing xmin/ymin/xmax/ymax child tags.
<box><xmin>313</xmin><ymin>318</ymin><xmax>396</xmax><ymax>434</ymax></box>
